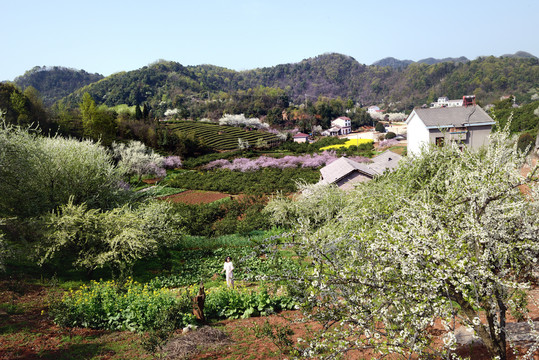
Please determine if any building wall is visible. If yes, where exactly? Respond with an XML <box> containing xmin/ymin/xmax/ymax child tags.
<box><xmin>467</xmin><ymin>125</ymin><xmax>492</xmax><ymax>149</ymax></box>
<box><xmin>293</xmin><ymin>137</ymin><xmax>309</xmax><ymax>143</ymax></box>
<box><xmin>428</xmin><ymin>125</ymin><xmax>491</xmax><ymax>150</ymax></box>
<box><xmin>406</xmin><ymin>111</ymin><xmax>430</xmax><ymax>156</ymax></box>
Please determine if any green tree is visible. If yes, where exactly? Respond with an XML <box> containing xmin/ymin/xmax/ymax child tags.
<box><xmin>79</xmin><ymin>93</ymin><xmax>117</xmax><ymax>145</ymax></box>
<box><xmin>39</xmin><ymin>200</ymin><xmax>180</xmax><ymax>276</ymax></box>
<box><xmin>135</xmin><ymin>104</ymin><xmax>143</xmax><ymax>120</ymax></box>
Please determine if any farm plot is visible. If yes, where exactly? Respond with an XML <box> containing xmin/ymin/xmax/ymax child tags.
<box><xmin>167</xmin><ymin>121</ymin><xmax>281</xmax><ymax>150</ymax></box>
<box><xmin>158</xmin><ymin>189</ymin><xmax>231</xmax><ymax>204</ymax></box>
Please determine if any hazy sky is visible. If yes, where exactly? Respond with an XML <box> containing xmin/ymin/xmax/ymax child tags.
<box><xmin>2</xmin><ymin>0</ymin><xmax>538</xmax><ymax>81</ymax></box>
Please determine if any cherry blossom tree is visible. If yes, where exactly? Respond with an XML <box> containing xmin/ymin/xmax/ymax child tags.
<box><xmin>265</xmin><ymin>129</ymin><xmax>539</xmax><ymax>359</ymax></box>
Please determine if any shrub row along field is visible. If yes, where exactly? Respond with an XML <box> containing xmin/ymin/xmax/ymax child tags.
<box><xmin>164</xmin><ymin>168</ymin><xmax>320</xmax><ymax>194</ymax></box>
<box><xmin>166</xmin><ymin>121</ymin><xmax>281</xmax><ymax>150</ymax></box>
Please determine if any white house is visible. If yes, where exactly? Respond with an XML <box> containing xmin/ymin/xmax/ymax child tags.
<box><xmin>329</xmin><ymin>116</ymin><xmax>352</xmax><ymax>135</ymax></box>
<box><xmin>406</xmin><ymin>105</ymin><xmax>495</xmax><ymax>156</ymax></box>
<box><xmin>367</xmin><ymin>106</ymin><xmax>381</xmax><ymax>114</ymax></box>
<box><xmin>293</xmin><ymin>132</ymin><xmax>310</xmax><ymax>143</ymax></box>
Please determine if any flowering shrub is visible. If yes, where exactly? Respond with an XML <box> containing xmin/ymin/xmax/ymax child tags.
<box><xmin>162</xmin><ymin>156</ymin><xmax>182</xmax><ymax>169</ymax></box>
<box><xmin>370</xmin><ymin>112</ymin><xmax>406</xmax><ymax>121</ymax></box>
<box><xmin>51</xmin><ymin>278</ymin><xmax>195</xmax><ymax>332</ymax></box>
<box><xmin>203</xmin><ymin>151</ymin><xmax>338</xmax><ymax>172</ymax></box>
<box><xmin>219</xmin><ymin>114</ymin><xmax>270</xmax><ymax>130</ymax></box>
<box><xmin>112</xmin><ymin>141</ymin><xmax>167</xmax><ymax>182</ymax></box>
<box><xmin>319</xmin><ymin>138</ymin><xmax>373</xmax><ymax>151</ymax></box>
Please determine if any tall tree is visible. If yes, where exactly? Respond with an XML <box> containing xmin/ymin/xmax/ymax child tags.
<box><xmin>135</xmin><ymin>104</ymin><xmax>142</xmax><ymax>120</ymax></box>
<box><xmin>79</xmin><ymin>92</ymin><xmax>117</xmax><ymax>145</ymax></box>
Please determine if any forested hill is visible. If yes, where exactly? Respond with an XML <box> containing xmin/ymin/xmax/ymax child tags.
<box><xmin>14</xmin><ymin>66</ymin><xmax>104</xmax><ymax>106</ymax></box>
<box><xmin>18</xmin><ymin>52</ymin><xmax>539</xmax><ymax>112</ymax></box>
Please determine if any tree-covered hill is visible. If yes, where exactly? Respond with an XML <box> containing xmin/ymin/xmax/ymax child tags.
<box><xmin>15</xmin><ymin>51</ymin><xmax>539</xmax><ymax>115</ymax></box>
<box><xmin>13</xmin><ymin>66</ymin><xmax>104</xmax><ymax>106</ymax></box>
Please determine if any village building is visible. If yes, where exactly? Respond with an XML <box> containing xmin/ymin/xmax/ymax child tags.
<box><xmin>318</xmin><ymin>151</ymin><xmax>402</xmax><ymax>190</ymax></box>
<box><xmin>430</xmin><ymin>96</ymin><xmax>464</xmax><ymax>108</ymax></box>
<box><xmin>406</xmin><ymin>102</ymin><xmax>495</xmax><ymax>156</ymax></box>
<box><xmin>293</xmin><ymin>132</ymin><xmax>310</xmax><ymax>143</ymax></box>
<box><xmin>322</xmin><ymin>116</ymin><xmax>352</xmax><ymax>136</ymax></box>
<box><xmin>367</xmin><ymin>106</ymin><xmax>381</xmax><ymax>114</ymax></box>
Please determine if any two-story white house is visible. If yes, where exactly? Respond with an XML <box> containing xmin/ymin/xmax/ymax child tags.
<box><xmin>406</xmin><ymin>105</ymin><xmax>495</xmax><ymax>156</ymax></box>
<box><xmin>328</xmin><ymin>116</ymin><xmax>352</xmax><ymax>135</ymax></box>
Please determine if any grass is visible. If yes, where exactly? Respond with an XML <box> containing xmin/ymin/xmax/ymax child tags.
<box><xmin>388</xmin><ymin>145</ymin><xmax>407</xmax><ymax>155</ymax></box>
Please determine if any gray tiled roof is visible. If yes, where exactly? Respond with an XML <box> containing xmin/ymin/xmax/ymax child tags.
<box><xmin>320</xmin><ymin>151</ymin><xmax>402</xmax><ymax>184</ymax></box>
<box><xmin>412</xmin><ymin>106</ymin><xmax>495</xmax><ymax>128</ymax></box>
<box><xmin>320</xmin><ymin>157</ymin><xmax>376</xmax><ymax>184</ymax></box>
<box><xmin>369</xmin><ymin>150</ymin><xmax>402</xmax><ymax>174</ymax></box>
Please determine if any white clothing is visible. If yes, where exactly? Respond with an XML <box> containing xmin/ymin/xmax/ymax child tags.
<box><xmin>224</xmin><ymin>261</ymin><xmax>234</xmax><ymax>287</ymax></box>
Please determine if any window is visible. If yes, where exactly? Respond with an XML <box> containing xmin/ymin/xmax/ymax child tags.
<box><xmin>435</xmin><ymin>137</ymin><xmax>444</xmax><ymax>147</ymax></box>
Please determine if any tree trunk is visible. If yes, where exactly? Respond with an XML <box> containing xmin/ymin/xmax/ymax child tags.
<box><xmin>452</xmin><ymin>290</ymin><xmax>506</xmax><ymax>360</ymax></box>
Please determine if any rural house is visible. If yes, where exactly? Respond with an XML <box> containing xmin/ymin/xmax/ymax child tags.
<box><xmin>406</xmin><ymin>102</ymin><xmax>495</xmax><ymax>156</ymax></box>
<box><xmin>430</xmin><ymin>96</ymin><xmax>464</xmax><ymax>108</ymax></box>
<box><xmin>293</xmin><ymin>132</ymin><xmax>310</xmax><ymax>143</ymax></box>
<box><xmin>318</xmin><ymin>151</ymin><xmax>402</xmax><ymax>190</ymax></box>
<box><xmin>323</xmin><ymin>116</ymin><xmax>352</xmax><ymax>136</ymax></box>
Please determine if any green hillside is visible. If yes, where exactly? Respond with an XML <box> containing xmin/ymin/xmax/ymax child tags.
<box><xmin>9</xmin><ymin>52</ymin><xmax>538</xmax><ymax>120</ymax></box>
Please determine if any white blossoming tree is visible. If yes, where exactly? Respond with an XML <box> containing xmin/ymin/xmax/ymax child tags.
<box><xmin>111</xmin><ymin>141</ymin><xmax>166</xmax><ymax>183</ymax></box>
<box><xmin>265</xmin><ymin>130</ymin><xmax>539</xmax><ymax>359</ymax></box>
<box><xmin>219</xmin><ymin>114</ymin><xmax>270</xmax><ymax>130</ymax></box>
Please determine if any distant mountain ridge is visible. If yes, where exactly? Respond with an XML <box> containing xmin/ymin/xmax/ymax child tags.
<box><xmin>9</xmin><ymin>51</ymin><xmax>539</xmax><ymax>112</ymax></box>
<box><xmin>13</xmin><ymin>66</ymin><xmax>104</xmax><ymax>106</ymax></box>
<box><xmin>372</xmin><ymin>52</ymin><xmax>536</xmax><ymax>69</ymax></box>
<box><xmin>372</xmin><ymin>56</ymin><xmax>469</xmax><ymax>68</ymax></box>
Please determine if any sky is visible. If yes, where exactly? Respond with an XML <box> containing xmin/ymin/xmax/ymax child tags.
<box><xmin>2</xmin><ymin>0</ymin><xmax>538</xmax><ymax>81</ymax></box>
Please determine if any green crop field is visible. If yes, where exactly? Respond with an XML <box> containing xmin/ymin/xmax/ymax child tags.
<box><xmin>166</xmin><ymin>121</ymin><xmax>282</xmax><ymax>150</ymax></box>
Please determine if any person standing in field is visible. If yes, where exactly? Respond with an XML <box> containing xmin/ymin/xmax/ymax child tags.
<box><xmin>222</xmin><ymin>256</ymin><xmax>234</xmax><ymax>288</ymax></box>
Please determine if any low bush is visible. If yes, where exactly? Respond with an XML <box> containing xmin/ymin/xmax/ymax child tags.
<box><xmin>169</xmin><ymin>195</ymin><xmax>270</xmax><ymax>237</ymax></box>
<box><xmin>204</xmin><ymin>285</ymin><xmax>296</xmax><ymax>319</ymax></box>
<box><xmin>50</xmin><ymin>278</ymin><xmax>196</xmax><ymax>332</ymax></box>
<box><xmin>165</xmin><ymin>168</ymin><xmax>320</xmax><ymax>194</ymax></box>
<box><xmin>51</xmin><ymin>279</ymin><xmax>296</xmax><ymax>332</ymax></box>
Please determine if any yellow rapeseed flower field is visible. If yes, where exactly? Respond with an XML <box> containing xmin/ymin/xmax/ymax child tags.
<box><xmin>320</xmin><ymin>138</ymin><xmax>373</xmax><ymax>150</ymax></box>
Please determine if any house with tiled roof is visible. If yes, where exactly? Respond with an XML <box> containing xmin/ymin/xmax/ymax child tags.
<box><xmin>293</xmin><ymin>132</ymin><xmax>310</xmax><ymax>143</ymax></box>
<box><xmin>318</xmin><ymin>151</ymin><xmax>402</xmax><ymax>190</ymax></box>
<box><xmin>324</xmin><ymin>116</ymin><xmax>351</xmax><ymax>136</ymax></box>
<box><xmin>406</xmin><ymin>105</ymin><xmax>495</xmax><ymax>156</ymax></box>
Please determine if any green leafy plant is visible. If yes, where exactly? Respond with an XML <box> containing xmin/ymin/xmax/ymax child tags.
<box><xmin>50</xmin><ymin>278</ymin><xmax>195</xmax><ymax>332</ymax></box>
<box><xmin>204</xmin><ymin>285</ymin><xmax>296</xmax><ymax>320</ymax></box>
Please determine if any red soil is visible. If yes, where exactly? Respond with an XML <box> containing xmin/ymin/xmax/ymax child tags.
<box><xmin>159</xmin><ymin>190</ymin><xmax>230</xmax><ymax>204</ymax></box>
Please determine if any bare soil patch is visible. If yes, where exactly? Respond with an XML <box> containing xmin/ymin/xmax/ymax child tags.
<box><xmin>159</xmin><ymin>190</ymin><xmax>231</xmax><ymax>205</ymax></box>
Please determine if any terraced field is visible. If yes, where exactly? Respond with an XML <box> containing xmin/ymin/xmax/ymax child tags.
<box><xmin>166</xmin><ymin>121</ymin><xmax>282</xmax><ymax>150</ymax></box>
